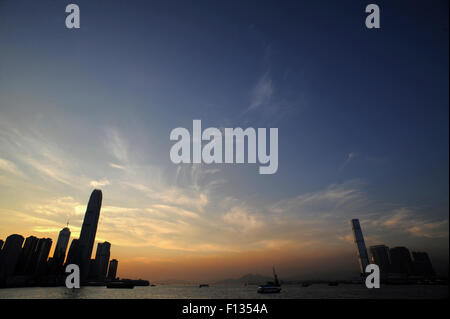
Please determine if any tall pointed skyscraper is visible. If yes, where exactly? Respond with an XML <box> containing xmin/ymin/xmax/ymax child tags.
<box><xmin>77</xmin><ymin>189</ymin><xmax>102</xmax><ymax>282</ymax></box>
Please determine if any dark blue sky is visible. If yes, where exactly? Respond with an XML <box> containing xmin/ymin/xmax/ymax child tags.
<box><xmin>1</xmin><ymin>0</ymin><xmax>448</xmax><ymax>208</ymax></box>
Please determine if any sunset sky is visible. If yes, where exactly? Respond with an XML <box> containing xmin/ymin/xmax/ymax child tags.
<box><xmin>0</xmin><ymin>0</ymin><xmax>448</xmax><ymax>281</ymax></box>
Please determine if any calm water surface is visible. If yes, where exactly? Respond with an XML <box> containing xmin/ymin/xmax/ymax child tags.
<box><xmin>0</xmin><ymin>284</ymin><xmax>447</xmax><ymax>299</ymax></box>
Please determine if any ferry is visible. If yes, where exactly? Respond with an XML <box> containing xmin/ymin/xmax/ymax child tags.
<box><xmin>257</xmin><ymin>267</ymin><xmax>281</xmax><ymax>294</ymax></box>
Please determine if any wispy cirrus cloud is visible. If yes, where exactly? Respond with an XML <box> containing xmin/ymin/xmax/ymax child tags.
<box><xmin>24</xmin><ymin>157</ymin><xmax>73</xmax><ymax>186</ymax></box>
<box><xmin>370</xmin><ymin>207</ymin><xmax>449</xmax><ymax>239</ymax></box>
<box><xmin>105</xmin><ymin>128</ymin><xmax>128</xmax><ymax>163</ymax></box>
<box><xmin>248</xmin><ymin>71</ymin><xmax>273</xmax><ymax>111</ymax></box>
<box><xmin>0</xmin><ymin>119</ymin><xmax>86</xmax><ymax>188</ymax></box>
<box><xmin>339</xmin><ymin>152</ymin><xmax>358</xmax><ymax>172</ymax></box>
<box><xmin>270</xmin><ymin>180</ymin><xmax>370</xmax><ymax>218</ymax></box>
<box><xmin>0</xmin><ymin>157</ymin><xmax>25</xmax><ymax>178</ymax></box>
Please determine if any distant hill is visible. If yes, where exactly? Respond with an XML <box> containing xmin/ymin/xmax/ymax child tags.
<box><xmin>215</xmin><ymin>273</ymin><xmax>273</xmax><ymax>285</ymax></box>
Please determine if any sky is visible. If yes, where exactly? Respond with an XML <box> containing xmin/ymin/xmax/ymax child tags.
<box><xmin>0</xmin><ymin>0</ymin><xmax>448</xmax><ymax>281</ymax></box>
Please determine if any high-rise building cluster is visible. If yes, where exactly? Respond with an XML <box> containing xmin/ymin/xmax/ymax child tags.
<box><xmin>0</xmin><ymin>189</ymin><xmax>119</xmax><ymax>288</ymax></box>
<box><xmin>351</xmin><ymin>219</ymin><xmax>436</xmax><ymax>281</ymax></box>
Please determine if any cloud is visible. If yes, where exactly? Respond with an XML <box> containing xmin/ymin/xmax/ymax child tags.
<box><xmin>25</xmin><ymin>158</ymin><xmax>72</xmax><ymax>185</ymax></box>
<box><xmin>25</xmin><ymin>196</ymin><xmax>86</xmax><ymax>219</ymax></box>
<box><xmin>371</xmin><ymin>208</ymin><xmax>449</xmax><ymax>239</ymax></box>
<box><xmin>123</xmin><ymin>182</ymin><xmax>209</xmax><ymax>212</ymax></box>
<box><xmin>152</xmin><ymin>204</ymin><xmax>200</xmax><ymax>219</ymax></box>
<box><xmin>109</xmin><ymin>163</ymin><xmax>127</xmax><ymax>170</ymax></box>
<box><xmin>248</xmin><ymin>72</ymin><xmax>273</xmax><ymax>111</ymax></box>
<box><xmin>339</xmin><ymin>152</ymin><xmax>358</xmax><ymax>172</ymax></box>
<box><xmin>120</xmin><ymin>164</ymin><xmax>222</xmax><ymax>213</ymax></box>
<box><xmin>0</xmin><ymin>120</ymin><xmax>90</xmax><ymax>189</ymax></box>
<box><xmin>407</xmin><ymin>220</ymin><xmax>449</xmax><ymax>238</ymax></box>
<box><xmin>240</xmin><ymin>51</ymin><xmax>297</xmax><ymax>124</ymax></box>
<box><xmin>105</xmin><ymin>128</ymin><xmax>128</xmax><ymax>163</ymax></box>
<box><xmin>90</xmin><ymin>179</ymin><xmax>110</xmax><ymax>188</ymax></box>
<box><xmin>222</xmin><ymin>207</ymin><xmax>263</xmax><ymax>232</ymax></box>
<box><xmin>0</xmin><ymin>157</ymin><xmax>25</xmax><ymax>178</ymax></box>
<box><xmin>270</xmin><ymin>180</ymin><xmax>369</xmax><ymax>218</ymax></box>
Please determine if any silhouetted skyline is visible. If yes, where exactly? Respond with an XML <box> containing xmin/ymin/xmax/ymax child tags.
<box><xmin>0</xmin><ymin>189</ymin><xmax>119</xmax><ymax>288</ymax></box>
<box><xmin>0</xmin><ymin>0</ymin><xmax>448</xmax><ymax>282</ymax></box>
<box><xmin>350</xmin><ymin>219</ymin><xmax>438</xmax><ymax>283</ymax></box>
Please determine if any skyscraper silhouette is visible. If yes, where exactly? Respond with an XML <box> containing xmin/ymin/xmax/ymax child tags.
<box><xmin>15</xmin><ymin>235</ymin><xmax>38</xmax><ymax>275</ymax></box>
<box><xmin>77</xmin><ymin>189</ymin><xmax>102</xmax><ymax>282</ymax></box>
<box><xmin>369</xmin><ymin>245</ymin><xmax>391</xmax><ymax>275</ymax></box>
<box><xmin>93</xmin><ymin>241</ymin><xmax>111</xmax><ymax>281</ymax></box>
<box><xmin>49</xmin><ymin>227</ymin><xmax>71</xmax><ymax>274</ymax></box>
<box><xmin>65</xmin><ymin>238</ymin><xmax>79</xmax><ymax>266</ymax></box>
<box><xmin>390</xmin><ymin>246</ymin><xmax>413</xmax><ymax>275</ymax></box>
<box><xmin>351</xmin><ymin>219</ymin><xmax>370</xmax><ymax>275</ymax></box>
<box><xmin>33</xmin><ymin>238</ymin><xmax>52</xmax><ymax>276</ymax></box>
<box><xmin>412</xmin><ymin>251</ymin><xmax>435</xmax><ymax>277</ymax></box>
<box><xmin>0</xmin><ymin>234</ymin><xmax>24</xmax><ymax>283</ymax></box>
<box><xmin>107</xmin><ymin>259</ymin><xmax>118</xmax><ymax>281</ymax></box>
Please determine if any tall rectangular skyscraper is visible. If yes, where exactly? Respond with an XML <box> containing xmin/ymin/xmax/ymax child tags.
<box><xmin>390</xmin><ymin>246</ymin><xmax>413</xmax><ymax>275</ymax></box>
<box><xmin>49</xmin><ymin>227</ymin><xmax>71</xmax><ymax>274</ymax></box>
<box><xmin>369</xmin><ymin>245</ymin><xmax>391</xmax><ymax>275</ymax></box>
<box><xmin>53</xmin><ymin>227</ymin><xmax>71</xmax><ymax>267</ymax></box>
<box><xmin>34</xmin><ymin>238</ymin><xmax>52</xmax><ymax>276</ymax></box>
<box><xmin>412</xmin><ymin>251</ymin><xmax>435</xmax><ymax>277</ymax></box>
<box><xmin>107</xmin><ymin>259</ymin><xmax>118</xmax><ymax>281</ymax></box>
<box><xmin>93</xmin><ymin>241</ymin><xmax>111</xmax><ymax>280</ymax></box>
<box><xmin>15</xmin><ymin>235</ymin><xmax>38</xmax><ymax>275</ymax></box>
<box><xmin>0</xmin><ymin>234</ymin><xmax>24</xmax><ymax>282</ymax></box>
<box><xmin>351</xmin><ymin>219</ymin><xmax>370</xmax><ymax>275</ymax></box>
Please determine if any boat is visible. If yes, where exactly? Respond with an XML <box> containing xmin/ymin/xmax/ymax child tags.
<box><xmin>199</xmin><ymin>284</ymin><xmax>209</xmax><ymax>288</ymax></box>
<box><xmin>257</xmin><ymin>285</ymin><xmax>281</xmax><ymax>293</ymax></box>
<box><xmin>257</xmin><ymin>267</ymin><xmax>281</xmax><ymax>294</ymax></box>
<box><xmin>106</xmin><ymin>281</ymin><xmax>135</xmax><ymax>289</ymax></box>
<box><xmin>130</xmin><ymin>279</ymin><xmax>150</xmax><ymax>286</ymax></box>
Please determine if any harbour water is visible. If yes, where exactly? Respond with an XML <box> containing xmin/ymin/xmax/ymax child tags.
<box><xmin>0</xmin><ymin>284</ymin><xmax>447</xmax><ymax>299</ymax></box>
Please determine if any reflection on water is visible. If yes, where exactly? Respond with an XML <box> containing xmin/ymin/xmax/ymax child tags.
<box><xmin>0</xmin><ymin>284</ymin><xmax>447</xmax><ymax>299</ymax></box>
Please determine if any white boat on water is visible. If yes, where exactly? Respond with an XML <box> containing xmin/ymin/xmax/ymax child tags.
<box><xmin>257</xmin><ymin>267</ymin><xmax>281</xmax><ymax>294</ymax></box>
